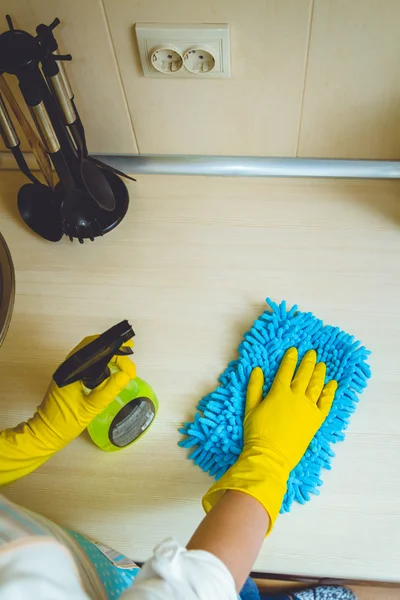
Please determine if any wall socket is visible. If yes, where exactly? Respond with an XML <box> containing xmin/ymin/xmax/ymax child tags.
<box><xmin>135</xmin><ymin>23</ymin><xmax>231</xmax><ymax>79</ymax></box>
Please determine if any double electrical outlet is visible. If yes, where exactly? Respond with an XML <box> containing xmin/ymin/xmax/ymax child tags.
<box><xmin>135</xmin><ymin>23</ymin><xmax>231</xmax><ymax>79</ymax></box>
<box><xmin>151</xmin><ymin>46</ymin><xmax>215</xmax><ymax>75</ymax></box>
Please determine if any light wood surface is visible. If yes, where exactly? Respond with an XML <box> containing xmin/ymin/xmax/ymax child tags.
<box><xmin>0</xmin><ymin>172</ymin><xmax>399</xmax><ymax>582</ymax></box>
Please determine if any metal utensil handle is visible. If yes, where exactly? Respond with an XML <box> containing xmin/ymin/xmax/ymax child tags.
<box><xmin>51</xmin><ymin>45</ymin><xmax>88</xmax><ymax>156</ymax></box>
<box><xmin>54</xmin><ymin>48</ymin><xmax>73</xmax><ymax>99</ymax></box>
<box><xmin>0</xmin><ymin>93</ymin><xmax>18</xmax><ymax>148</ymax></box>
<box><xmin>29</xmin><ymin>102</ymin><xmax>60</xmax><ymax>154</ymax></box>
<box><xmin>0</xmin><ymin>92</ymin><xmax>41</xmax><ymax>184</ymax></box>
<box><xmin>53</xmin><ymin>52</ymin><xmax>89</xmax><ymax>156</ymax></box>
<box><xmin>0</xmin><ymin>76</ymin><xmax>54</xmax><ymax>189</ymax></box>
<box><xmin>49</xmin><ymin>71</ymin><xmax>76</xmax><ymax>125</ymax></box>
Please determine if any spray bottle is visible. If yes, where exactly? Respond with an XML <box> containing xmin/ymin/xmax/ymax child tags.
<box><xmin>53</xmin><ymin>320</ymin><xmax>158</xmax><ymax>452</ymax></box>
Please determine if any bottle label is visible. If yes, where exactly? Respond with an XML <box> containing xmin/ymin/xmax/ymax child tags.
<box><xmin>109</xmin><ymin>397</ymin><xmax>155</xmax><ymax>447</ymax></box>
<box><xmin>92</xmin><ymin>540</ymin><xmax>139</xmax><ymax>570</ymax></box>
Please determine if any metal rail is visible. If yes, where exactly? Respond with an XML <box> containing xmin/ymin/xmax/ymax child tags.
<box><xmin>2</xmin><ymin>151</ymin><xmax>400</xmax><ymax>179</ymax></box>
<box><xmin>93</xmin><ymin>154</ymin><xmax>400</xmax><ymax>179</ymax></box>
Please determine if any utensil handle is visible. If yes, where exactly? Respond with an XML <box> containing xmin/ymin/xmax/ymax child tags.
<box><xmin>70</xmin><ymin>100</ymin><xmax>88</xmax><ymax>157</ymax></box>
<box><xmin>11</xmin><ymin>145</ymin><xmax>41</xmax><ymax>185</ymax></box>
<box><xmin>38</xmin><ymin>24</ymin><xmax>89</xmax><ymax>159</ymax></box>
<box><xmin>41</xmin><ymin>51</ymin><xmax>88</xmax><ymax>168</ymax></box>
<box><xmin>50</xmin><ymin>148</ymin><xmax>75</xmax><ymax>189</ymax></box>
<box><xmin>0</xmin><ymin>76</ymin><xmax>54</xmax><ymax>189</ymax></box>
<box><xmin>0</xmin><ymin>91</ymin><xmax>41</xmax><ymax>185</ymax></box>
<box><xmin>48</xmin><ymin>71</ymin><xmax>76</xmax><ymax>125</ymax></box>
<box><xmin>29</xmin><ymin>101</ymin><xmax>60</xmax><ymax>154</ymax></box>
<box><xmin>19</xmin><ymin>71</ymin><xmax>61</xmax><ymax>155</ymax></box>
<box><xmin>54</xmin><ymin>48</ymin><xmax>73</xmax><ymax>99</ymax></box>
<box><xmin>54</xmin><ymin>61</ymin><xmax>89</xmax><ymax>157</ymax></box>
<box><xmin>44</xmin><ymin>56</ymin><xmax>76</xmax><ymax>126</ymax></box>
<box><xmin>19</xmin><ymin>67</ymin><xmax>81</xmax><ymax>188</ymax></box>
<box><xmin>0</xmin><ymin>93</ymin><xmax>19</xmax><ymax>148</ymax></box>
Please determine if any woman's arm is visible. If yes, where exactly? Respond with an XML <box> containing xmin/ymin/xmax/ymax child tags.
<box><xmin>187</xmin><ymin>491</ymin><xmax>268</xmax><ymax>590</ymax></box>
<box><xmin>125</xmin><ymin>350</ymin><xmax>337</xmax><ymax>600</ymax></box>
<box><xmin>0</xmin><ymin>338</ymin><xmax>135</xmax><ymax>486</ymax></box>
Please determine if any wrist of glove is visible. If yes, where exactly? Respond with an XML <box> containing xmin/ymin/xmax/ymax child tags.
<box><xmin>202</xmin><ymin>348</ymin><xmax>337</xmax><ymax>533</ymax></box>
<box><xmin>0</xmin><ymin>335</ymin><xmax>136</xmax><ymax>486</ymax></box>
<box><xmin>202</xmin><ymin>444</ymin><xmax>289</xmax><ymax>527</ymax></box>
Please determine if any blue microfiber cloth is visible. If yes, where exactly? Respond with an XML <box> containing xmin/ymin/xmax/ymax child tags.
<box><xmin>179</xmin><ymin>299</ymin><xmax>371</xmax><ymax>512</ymax></box>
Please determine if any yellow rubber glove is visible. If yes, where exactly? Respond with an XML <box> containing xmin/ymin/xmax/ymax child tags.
<box><xmin>202</xmin><ymin>348</ymin><xmax>338</xmax><ymax>533</ymax></box>
<box><xmin>0</xmin><ymin>337</ymin><xmax>136</xmax><ymax>486</ymax></box>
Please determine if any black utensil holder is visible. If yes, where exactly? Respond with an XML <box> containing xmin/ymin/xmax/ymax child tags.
<box><xmin>0</xmin><ymin>14</ymin><xmax>132</xmax><ymax>243</ymax></box>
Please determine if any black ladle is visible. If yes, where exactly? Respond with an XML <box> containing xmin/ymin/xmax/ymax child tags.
<box><xmin>18</xmin><ymin>183</ymin><xmax>62</xmax><ymax>242</ymax></box>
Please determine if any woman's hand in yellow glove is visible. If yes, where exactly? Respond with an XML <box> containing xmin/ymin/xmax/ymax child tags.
<box><xmin>244</xmin><ymin>347</ymin><xmax>337</xmax><ymax>472</ymax></box>
<box><xmin>203</xmin><ymin>348</ymin><xmax>337</xmax><ymax>532</ymax></box>
<box><xmin>33</xmin><ymin>337</ymin><xmax>136</xmax><ymax>449</ymax></box>
<box><xmin>0</xmin><ymin>336</ymin><xmax>136</xmax><ymax>486</ymax></box>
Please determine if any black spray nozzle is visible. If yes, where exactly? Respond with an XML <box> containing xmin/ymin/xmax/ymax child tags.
<box><xmin>53</xmin><ymin>320</ymin><xmax>135</xmax><ymax>390</ymax></box>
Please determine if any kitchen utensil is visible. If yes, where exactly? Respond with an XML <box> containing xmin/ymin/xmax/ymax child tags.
<box><xmin>0</xmin><ymin>84</ymin><xmax>62</xmax><ymax>241</ymax></box>
<box><xmin>45</xmin><ymin>138</ymin><xmax>99</xmax><ymax>243</ymax></box>
<box><xmin>36</xmin><ymin>21</ymin><xmax>116</xmax><ymax>212</ymax></box>
<box><xmin>36</xmin><ymin>19</ymin><xmax>136</xmax><ymax>186</ymax></box>
<box><xmin>44</xmin><ymin>131</ymin><xmax>102</xmax><ymax>243</ymax></box>
<box><xmin>0</xmin><ymin>15</ymin><xmax>130</xmax><ymax>243</ymax></box>
<box><xmin>55</xmin><ymin>167</ymin><xmax>130</xmax><ymax>242</ymax></box>
<box><xmin>89</xmin><ymin>156</ymin><xmax>137</xmax><ymax>183</ymax></box>
<box><xmin>15</xmin><ymin>61</ymin><xmax>107</xmax><ymax>243</ymax></box>
<box><xmin>0</xmin><ymin>76</ymin><xmax>54</xmax><ymax>189</ymax></box>
<box><xmin>0</xmin><ymin>17</ymin><xmax>54</xmax><ymax>188</ymax></box>
<box><xmin>59</xmin><ymin>179</ymin><xmax>101</xmax><ymax>243</ymax></box>
<box><xmin>35</xmin><ymin>20</ymin><xmax>85</xmax><ymax>151</ymax></box>
<box><xmin>17</xmin><ymin>182</ymin><xmax>63</xmax><ymax>242</ymax></box>
<box><xmin>0</xmin><ymin>27</ymin><xmax>91</xmax><ymax>242</ymax></box>
<box><xmin>0</xmin><ymin>91</ymin><xmax>40</xmax><ymax>185</ymax></box>
<box><xmin>71</xmin><ymin>123</ymin><xmax>116</xmax><ymax>212</ymax></box>
<box><xmin>0</xmin><ymin>18</ymin><xmax>79</xmax><ymax>175</ymax></box>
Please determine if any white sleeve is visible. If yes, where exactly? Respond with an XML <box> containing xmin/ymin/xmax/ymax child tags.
<box><xmin>0</xmin><ymin>537</ymin><xmax>90</xmax><ymax>600</ymax></box>
<box><xmin>122</xmin><ymin>538</ymin><xmax>237</xmax><ymax>600</ymax></box>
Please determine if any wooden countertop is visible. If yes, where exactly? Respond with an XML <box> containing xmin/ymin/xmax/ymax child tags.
<box><xmin>0</xmin><ymin>172</ymin><xmax>399</xmax><ymax>582</ymax></box>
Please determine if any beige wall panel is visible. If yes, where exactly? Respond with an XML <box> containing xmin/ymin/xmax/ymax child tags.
<box><xmin>299</xmin><ymin>0</ymin><xmax>400</xmax><ymax>159</ymax></box>
<box><xmin>0</xmin><ymin>1</ymin><xmax>137</xmax><ymax>154</ymax></box>
<box><xmin>103</xmin><ymin>0</ymin><xmax>312</xmax><ymax>155</ymax></box>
